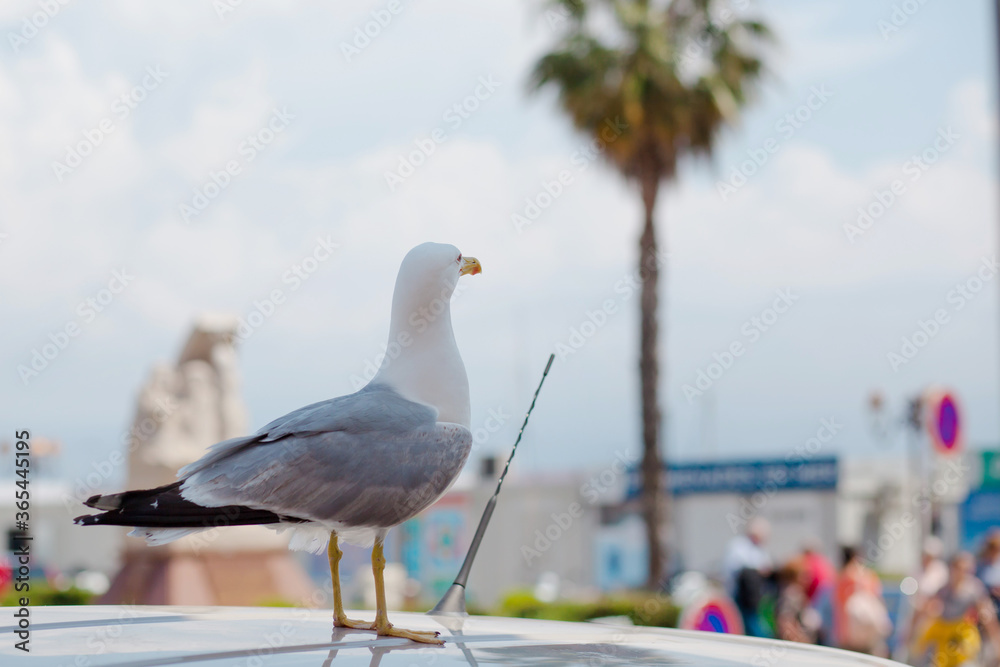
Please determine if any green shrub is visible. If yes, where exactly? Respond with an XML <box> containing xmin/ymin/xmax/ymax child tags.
<box><xmin>628</xmin><ymin>594</ymin><xmax>679</xmax><ymax>628</ymax></box>
<box><xmin>493</xmin><ymin>589</ymin><xmax>678</xmax><ymax>628</ymax></box>
<box><xmin>1</xmin><ymin>583</ymin><xmax>93</xmax><ymax>606</ymax></box>
<box><xmin>255</xmin><ymin>597</ymin><xmax>296</xmax><ymax>607</ymax></box>
<box><xmin>498</xmin><ymin>589</ymin><xmax>544</xmax><ymax>617</ymax></box>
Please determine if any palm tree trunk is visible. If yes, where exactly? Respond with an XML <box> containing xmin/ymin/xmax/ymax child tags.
<box><xmin>638</xmin><ymin>172</ymin><xmax>666</xmax><ymax>590</ymax></box>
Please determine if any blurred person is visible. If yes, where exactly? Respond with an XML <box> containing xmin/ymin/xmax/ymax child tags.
<box><xmin>801</xmin><ymin>540</ymin><xmax>836</xmax><ymax>601</ymax></box>
<box><xmin>775</xmin><ymin>560</ymin><xmax>821</xmax><ymax>644</ymax></box>
<box><xmin>918</xmin><ymin>536</ymin><xmax>949</xmax><ymax>601</ymax></box>
<box><xmin>723</xmin><ymin>517</ymin><xmax>772</xmax><ymax>637</ymax></box>
<box><xmin>0</xmin><ymin>554</ymin><xmax>10</xmax><ymax>594</ymax></box>
<box><xmin>801</xmin><ymin>540</ymin><xmax>836</xmax><ymax>646</ymax></box>
<box><xmin>910</xmin><ymin>552</ymin><xmax>1000</xmax><ymax>667</ymax></box>
<box><xmin>833</xmin><ymin>546</ymin><xmax>892</xmax><ymax>656</ymax></box>
<box><xmin>976</xmin><ymin>530</ymin><xmax>1000</xmax><ymax>616</ymax></box>
<box><xmin>893</xmin><ymin>536</ymin><xmax>951</xmax><ymax>663</ymax></box>
<box><xmin>976</xmin><ymin>529</ymin><xmax>1000</xmax><ymax>575</ymax></box>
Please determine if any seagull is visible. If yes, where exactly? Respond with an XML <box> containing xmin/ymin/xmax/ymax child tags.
<box><xmin>76</xmin><ymin>242</ymin><xmax>482</xmax><ymax>644</ymax></box>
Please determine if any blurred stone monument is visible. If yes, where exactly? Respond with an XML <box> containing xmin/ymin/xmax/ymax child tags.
<box><xmin>101</xmin><ymin>314</ymin><xmax>317</xmax><ymax>606</ymax></box>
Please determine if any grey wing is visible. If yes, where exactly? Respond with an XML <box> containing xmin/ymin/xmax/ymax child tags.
<box><xmin>182</xmin><ymin>424</ymin><xmax>472</xmax><ymax>527</ymax></box>
<box><xmin>255</xmin><ymin>383</ymin><xmax>438</xmax><ymax>441</ymax></box>
<box><xmin>178</xmin><ymin>383</ymin><xmax>436</xmax><ymax>479</ymax></box>
<box><xmin>178</xmin><ymin>386</ymin><xmax>472</xmax><ymax>527</ymax></box>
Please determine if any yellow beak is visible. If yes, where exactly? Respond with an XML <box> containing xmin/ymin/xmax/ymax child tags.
<box><xmin>460</xmin><ymin>256</ymin><xmax>482</xmax><ymax>276</ymax></box>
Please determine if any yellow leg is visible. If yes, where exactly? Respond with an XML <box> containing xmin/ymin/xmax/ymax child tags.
<box><xmin>371</xmin><ymin>539</ymin><xmax>443</xmax><ymax>644</ymax></box>
<box><xmin>328</xmin><ymin>532</ymin><xmax>371</xmax><ymax>630</ymax></box>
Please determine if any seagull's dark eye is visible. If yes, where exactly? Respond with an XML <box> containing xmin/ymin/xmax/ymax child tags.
<box><xmin>457</xmin><ymin>254</ymin><xmax>462</xmax><ymax>263</ymax></box>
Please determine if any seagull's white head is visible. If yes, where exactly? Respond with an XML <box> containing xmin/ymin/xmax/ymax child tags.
<box><xmin>373</xmin><ymin>242</ymin><xmax>481</xmax><ymax>428</ymax></box>
<box><xmin>391</xmin><ymin>242</ymin><xmax>482</xmax><ymax>307</ymax></box>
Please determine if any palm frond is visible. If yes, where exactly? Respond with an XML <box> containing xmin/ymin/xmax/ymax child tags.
<box><xmin>530</xmin><ymin>0</ymin><xmax>772</xmax><ymax>184</ymax></box>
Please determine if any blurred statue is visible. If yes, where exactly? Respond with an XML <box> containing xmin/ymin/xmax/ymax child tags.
<box><xmin>103</xmin><ymin>314</ymin><xmax>316</xmax><ymax>606</ymax></box>
<box><xmin>129</xmin><ymin>315</ymin><xmax>247</xmax><ymax>486</ymax></box>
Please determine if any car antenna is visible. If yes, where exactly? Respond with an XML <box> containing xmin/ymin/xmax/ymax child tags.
<box><xmin>429</xmin><ymin>353</ymin><xmax>555</xmax><ymax>616</ymax></box>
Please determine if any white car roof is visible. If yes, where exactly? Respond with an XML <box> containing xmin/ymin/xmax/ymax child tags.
<box><xmin>2</xmin><ymin>606</ymin><xmax>904</xmax><ymax>666</ymax></box>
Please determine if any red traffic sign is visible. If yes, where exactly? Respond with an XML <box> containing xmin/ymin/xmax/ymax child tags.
<box><xmin>925</xmin><ymin>390</ymin><xmax>962</xmax><ymax>455</ymax></box>
<box><xmin>678</xmin><ymin>594</ymin><xmax>744</xmax><ymax>635</ymax></box>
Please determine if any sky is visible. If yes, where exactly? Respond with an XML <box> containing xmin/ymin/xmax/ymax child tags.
<box><xmin>0</xmin><ymin>0</ymin><xmax>997</xmax><ymax>489</ymax></box>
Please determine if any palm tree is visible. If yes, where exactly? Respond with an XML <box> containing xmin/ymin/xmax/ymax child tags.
<box><xmin>531</xmin><ymin>0</ymin><xmax>771</xmax><ymax>588</ymax></box>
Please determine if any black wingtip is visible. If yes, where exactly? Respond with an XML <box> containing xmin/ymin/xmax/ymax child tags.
<box><xmin>84</xmin><ymin>493</ymin><xmax>121</xmax><ymax>511</ymax></box>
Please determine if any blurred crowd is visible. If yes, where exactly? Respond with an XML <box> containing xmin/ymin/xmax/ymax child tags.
<box><xmin>723</xmin><ymin>519</ymin><xmax>1000</xmax><ymax>666</ymax></box>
